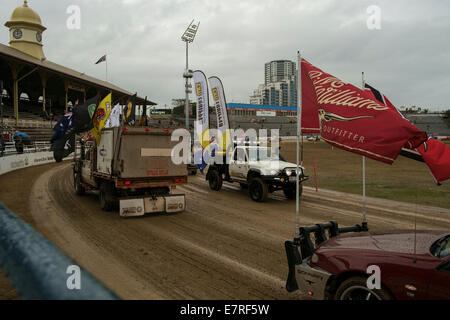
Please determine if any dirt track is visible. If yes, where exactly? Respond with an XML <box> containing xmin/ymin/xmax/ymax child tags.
<box><xmin>2</xmin><ymin>162</ymin><xmax>450</xmax><ymax>299</ymax></box>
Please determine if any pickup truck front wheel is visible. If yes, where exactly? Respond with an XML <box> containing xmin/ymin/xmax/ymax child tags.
<box><xmin>208</xmin><ymin>169</ymin><xmax>223</xmax><ymax>191</ymax></box>
<box><xmin>249</xmin><ymin>177</ymin><xmax>268</xmax><ymax>202</ymax></box>
<box><xmin>283</xmin><ymin>184</ymin><xmax>303</xmax><ymax>199</ymax></box>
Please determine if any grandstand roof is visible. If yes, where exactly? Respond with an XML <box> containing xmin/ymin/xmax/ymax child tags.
<box><xmin>226</xmin><ymin>103</ymin><xmax>297</xmax><ymax>111</ymax></box>
<box><xmin>0</xmin><ymin>43</ymin><xmax>154</xmax><ymax>105</ymax></box>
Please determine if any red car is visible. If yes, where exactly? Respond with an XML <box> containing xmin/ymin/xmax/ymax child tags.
<box><xmin>285</xmin><ymin>221</ymin><xmax>450</xmax><ymax>300</ymax></box>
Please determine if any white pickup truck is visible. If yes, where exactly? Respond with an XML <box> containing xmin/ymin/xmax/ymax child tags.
<box><xmin>206</xmin><ymin>144</ymin><xmax>308</xmax><ymax>202</ymax></box>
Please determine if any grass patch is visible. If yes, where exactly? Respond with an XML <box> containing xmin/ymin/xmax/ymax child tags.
<box><xmin>281</xmin><ymin>140</ymin><xmax>450</xmax><ymax>209</ymax></box>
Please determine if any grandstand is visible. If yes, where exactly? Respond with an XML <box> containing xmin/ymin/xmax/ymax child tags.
<box><xmin>405</xmin><ymin>114</ymin><xmax>450</xmax><ymax>136</ymax></box>
<box><xmin>0</xmin><ymin>1</ymin><xmax>154</xmax><ymax>151</ymax></box>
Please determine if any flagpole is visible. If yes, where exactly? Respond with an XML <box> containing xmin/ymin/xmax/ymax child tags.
<box><xmin>295</xmin><ymin>51</ymin><xmax>302</xmax><ymax>238</ymax></box>
<box><xmin>105</xmin><ymin>53</ymin><xmax>108</xmax><ymax>82</ymax></box>
<box><xmin>361</xmin><ymin>72</ymin><xmax>367</xmax><ymax>228</ymax></box>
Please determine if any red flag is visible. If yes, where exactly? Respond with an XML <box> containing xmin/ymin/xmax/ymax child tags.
<box><xmin>364</xmin><ymin>82</ymin><xmax>450</xmax><ymax>184</ymax></box>
<box><xmin>417</xmin><ymin>138</ymin><xmax>450</xmax><ymax>184</ymax></box>
<box><xmin>301</xmin><ymin>59</ymin><xmax>428</xmax><ymax>164</ymax></box>
<box><xmin>301</xmin><ymin>63</ymin><xmax>320</xmax><ymax>133</ymax></box>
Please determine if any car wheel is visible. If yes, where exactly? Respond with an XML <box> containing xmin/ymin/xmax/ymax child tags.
<box><xmin>335</xmin><ymin>276</ymin><xmax>393</xmax><ymax>300</ymax></box>
<box><xmin>283</xmin><ymin>184</ymin><xmax>303</xmax><ymax>199</ymax></box>
<box><xmin>208</xmin><ymin>169</ymin><xmax>223</xmax><ymax>191</ymax></box>
<box><xmin>249</xmin><ymin>177</ymin><xmax>268</xmax><ymax>202</ymax></box>
<box><xmin>73</xmin><ymin>172</ymin><xmax>85</xmax><ymax>195</ymax></box>
<box><xmin>99</xmin><ymin>182</ymin><xmax>115</xmax><ymax>211</ymax></box>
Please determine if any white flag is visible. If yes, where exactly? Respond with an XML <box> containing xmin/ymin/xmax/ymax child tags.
<box><xmin>105</xmin><ymin>104</ymin><xmax>121</xmax><ymax>128</ymax></box>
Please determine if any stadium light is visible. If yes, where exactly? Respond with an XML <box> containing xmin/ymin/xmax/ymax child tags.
<box><xmin>181</xmin><ymin>20</ymin><xmax>200</xmax><ymax>130</ymax></box>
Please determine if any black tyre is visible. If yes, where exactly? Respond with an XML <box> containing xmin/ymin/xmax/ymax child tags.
<box><xmin>99</xmin><ymin>182</ymin><xmax>116</xmax><ymax>211</ymax></box>
<box><xmin>334</xmin><ymin>276</ymin><xmax>393</xmax><ymax>300</ymax></box>
<box><xmin>283</xmin><ymin>184</ymin><xmax>303</xmax><ymax>199</ymax></box>
<box><xmin>249</xmin><ymin>177</ymin><xmax>268</xmax><ymax>202</ymax></box>
<box><xmin>73</xmin><ymin>171</ymin><xmax>85</xmax><ymax>195</ymax></box>
<box><xmin>208</xmin><ymin>169</ymin><xmax>223</xmax><ymax>191</ymax></box>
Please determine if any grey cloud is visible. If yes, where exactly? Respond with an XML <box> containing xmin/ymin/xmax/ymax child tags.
<box><xmin>1</xmin><ymin>0</ymin><xmax>449</xmax><ymax>110</ymax></box>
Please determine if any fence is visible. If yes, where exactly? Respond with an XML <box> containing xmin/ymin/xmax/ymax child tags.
<box><xmin>0</xmin><ymin>204</ymin><xmax>119</xmax><ymax>300</ymax></box>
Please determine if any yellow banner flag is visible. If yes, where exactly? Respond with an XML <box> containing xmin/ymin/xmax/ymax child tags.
<box><xmin>90</xmin><ymin>93</ymin><xmax>112</xmax><ymax>144</ymax></box>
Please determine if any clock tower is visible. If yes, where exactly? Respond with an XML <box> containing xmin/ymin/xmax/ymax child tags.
<box><xmin>4</xmin><ymin>0</ymin><xmax>46</xmax><ymax>60</ymax></box>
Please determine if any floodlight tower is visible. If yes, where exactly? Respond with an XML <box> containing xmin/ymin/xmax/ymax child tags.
<box><xmin>181</xmin><ymin>20</ymin><xmax>200</xmax><ymax>130</ymax></box>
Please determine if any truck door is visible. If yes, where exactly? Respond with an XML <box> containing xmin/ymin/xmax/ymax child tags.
<box><xmin>81</xmin><ymin>142</ymin><xmax>96</xmax><ymax>185</ymax></box>
<box><xmin>230</xmin><ymin>147</ymin><xmax>248</xmax><ymax>181</ymax></box>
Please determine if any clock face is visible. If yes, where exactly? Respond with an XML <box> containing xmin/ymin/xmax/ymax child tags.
<box><xmin>13</xmin><ymin>29</ymin><xmax>22</xmax><ymax>40</ymax></box>
<box><xmin>36</xmin><ymin>32</ymin><xmax>42</xmax><ymax>42</ymax></box>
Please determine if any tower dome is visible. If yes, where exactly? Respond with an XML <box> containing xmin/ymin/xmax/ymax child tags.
<box><xmin>4</xmin><ymin>1</ymin><xmax>46</xmax><ymax>60</ymax></box>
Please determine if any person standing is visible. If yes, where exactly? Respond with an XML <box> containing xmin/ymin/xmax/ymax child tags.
<box><xmin>0</xmin><ymin>133</ymin><xmax>5</xmax><ymax>157</ymax></box>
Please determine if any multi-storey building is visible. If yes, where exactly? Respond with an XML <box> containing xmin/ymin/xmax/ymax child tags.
<box><xmin>250</xmin><ymin>60</ymin><xmax>297</xmax><ymax>107</ymax></box>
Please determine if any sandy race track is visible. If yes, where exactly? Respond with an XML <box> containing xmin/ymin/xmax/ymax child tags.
<box><xmin>1</xmin><ymin>162</ymin><xmax>450</xmax><ymax>299</ymax></box>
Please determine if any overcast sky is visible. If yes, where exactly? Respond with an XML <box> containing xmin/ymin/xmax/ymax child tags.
<box><xmin>1</xmin><ymin>0</ymin><xmax>449</xmax><ymax>111</ymax></box>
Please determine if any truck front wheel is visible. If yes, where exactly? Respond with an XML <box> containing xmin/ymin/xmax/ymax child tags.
<box><xmin>99</xmin><ymin>182</ymin><xmax>116</xmax><ymax>211</ymax></box>
<box><xmin>73</xmin><ymin>171</ymin><xmax>85</xmax><ymax>195</ymax></box>
<box><xmin>208</xmin><ymin>169</ymin><xmax>223</xmax><ymax>191</ymax></box>
<box><xmin>249</xmin><ymin>177</ymin><xmax>268</xmax><ymax>202</ymax></box>
<box><xmin>283</xmin><ymin>184</ymin><xmax>303</xmax><ymax>199</ymax></box>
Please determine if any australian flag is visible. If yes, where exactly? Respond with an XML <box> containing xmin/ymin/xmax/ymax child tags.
<box><xmin>95</xmin><ymin>55</ymin><xmax>107</xmax><ymax>64</ymax></box>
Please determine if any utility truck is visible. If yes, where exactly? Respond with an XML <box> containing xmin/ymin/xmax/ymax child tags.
<box><xmin>206</xmin><ymin>143</ymin><xmax>308</xmax><ymax>202</ymax></box>
<box><xmin>73</xmin><ymin>126</ymin><xmax>187</xmax><ymax>217</ymax></box>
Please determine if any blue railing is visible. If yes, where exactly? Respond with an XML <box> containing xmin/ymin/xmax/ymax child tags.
<box><xmin>0</xmin><ymin>204</ymin><xmax>119</xmax><ymax>300</ymax></box>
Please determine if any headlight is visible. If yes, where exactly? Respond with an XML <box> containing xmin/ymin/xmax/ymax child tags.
<box><xmin>285</xmin><ymin>169</ymin><xmax>292</xmax><ymax>176</ymax></box>
<box><xmin>270</xmin><ymin>170</ymin><xmax>279</xmax><ymax>175</ymax></box>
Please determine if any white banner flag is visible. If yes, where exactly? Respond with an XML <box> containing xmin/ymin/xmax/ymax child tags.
<box><xmin>193</xmin><ymin>70</ymin><xmax>210</xmax><ymax>148</ymax></box>
<box><xmin>208</xmin><ymin>76</ymin><xmax>231</xmax><ymax>153</ymax></box>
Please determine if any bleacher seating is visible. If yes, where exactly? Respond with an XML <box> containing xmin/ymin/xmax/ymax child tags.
<box><xmin>405</xmin><ymin>114</ymin><xmax>450</xmax><ymax>136</ymax></box>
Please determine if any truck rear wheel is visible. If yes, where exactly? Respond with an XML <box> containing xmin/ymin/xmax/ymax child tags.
<box><xmin>249</xmin><ymin>177</ymin><xmax>268</xmax><ymax>202</ymax></box>
<box><xmin>73</xmin><ymin>171</ymin><xmax>85</xmax><ymax>195</ymax></box>
<box><xmin>283</xmin><ymin>184</ymin><xmax>303</xmax><ymax>199</ymax></box>
<box><xmin>208</xmin><ymin>169</ymin><xmax>223</xmax><ymax>191</ymax></box>
<box><xmin>99</xmin><ymin>182</ymin><xmax>116</xmax><ymax>211</ymax></box>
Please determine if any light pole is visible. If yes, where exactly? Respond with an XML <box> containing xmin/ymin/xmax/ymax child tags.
<box><xmin>0</xmin><ymin>80</ymin><xmax>3</xmax><ymax>128</ymax></box>
<box><xmin>181</xmin><ymin>20</ymin><xmax>200</xmax><ymax>130</ymax></box>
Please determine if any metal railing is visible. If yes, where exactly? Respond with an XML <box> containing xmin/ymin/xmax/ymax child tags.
<box><xmin>1</xmin><ymin>141</ymin><xmax>51</xmax><ymax>157</ymax></box>
<box><xmin>0</xmin><ymin>204</ymin><xmax>119</xmax><ymax>300</ymax></box>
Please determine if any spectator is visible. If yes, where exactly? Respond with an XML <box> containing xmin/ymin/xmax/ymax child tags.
<box><xmin>0</xmin><ymin>134</ymin><xmax>4</xmax><ymax>157</ymax></box>
<box><xmin>15</xmin><ymin>135</ymin><xmax>24</xmax><ymax>154</ymax></box>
